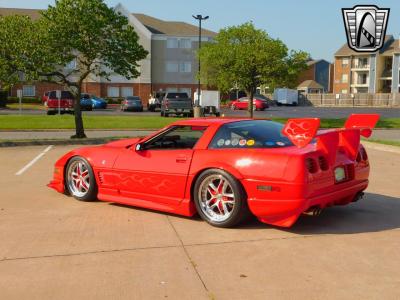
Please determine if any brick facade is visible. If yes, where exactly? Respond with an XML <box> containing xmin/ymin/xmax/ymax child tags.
<box><xmin>10</xmin><ymin>82</ymin><xmax>64</xmax><ymax>99</ymax></box>
<box><xmin>333</xmin><ymin>57</ymin><xmax>351</xmax><ymax>94</ymax></box>
<box><xmin>297</xmin><ymin>65</ymin><xmax>315</xmax><ymax>85</ymax></box>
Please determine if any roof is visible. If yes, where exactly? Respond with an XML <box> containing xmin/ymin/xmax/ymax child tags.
<box><xmin>133</xmin><ymin>13</ymin><xmax>216</xmax><ymax>36</ymax></box>
<box><xmin>0</xmin><ymin>7</ymin><xmax>42</xmax><ymax>20</ymax></box>
<box><xmin>306</xmin><ymin>59</ymin><xmax>329</xmax><ymax>66</ymax></box>
<box><xmin>335</xmin><ymin>35</ymin><xmax>395</xmax><ymax>56</ymax></box>
<box><xmin>0</xmin><ymin>8</ymin><xmax>216</xmax><ymax>37</ymax></box>
<box><xmin>297</xmin><ymin>80</ymin><xmax>324</xmax><ymax>90</ymax></box>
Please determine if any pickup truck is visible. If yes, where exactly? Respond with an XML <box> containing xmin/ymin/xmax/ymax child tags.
<box><xmin>46</xmin><ymin>90</ymin><xmax>74</xmax><ymax>115</ymax></box>
<box><xmin>160</xmin><ymin>92</ymin><xmax>193</xmax><ymax>117</ymax></box>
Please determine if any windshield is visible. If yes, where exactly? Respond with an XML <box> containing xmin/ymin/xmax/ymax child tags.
<box><xmin>209</xmin><ymin>120</ymin><xmax>293</xmax><ymax>149</ymax></box>
<box><xmin>167</xmin><ymin>93</ymin><xmax>189</xmax><ymax>99</ymax></box>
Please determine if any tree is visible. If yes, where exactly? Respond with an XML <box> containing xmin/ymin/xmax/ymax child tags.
<box><xmin>0</xmin><ymin>15</ymin><xmax>38</xmax><ymax>90</ymax></box>
<box><xmin>198</xmin><ymin>23</ymin><xmax>308</xmax><ymax>117</ymax></box>
<box><xmin>0</xmin><ymin>0</ymin><xmax>148</xmax><ymax>138</ymax></box>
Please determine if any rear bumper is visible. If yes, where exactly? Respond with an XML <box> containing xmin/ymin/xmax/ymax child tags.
<box><xmin>164</xmin><ymin>108</ymin><xmax>193</xmax><ymax>114</ymax></box>
<box><xmin>246</xmin><ymin>180</ymin><xmax>368</xmax><ymax>227</ymax></box>
<box><xmin>47</xmin><ymin>107</ymin><xmax>73</xmax><ymax>111</ymax></box>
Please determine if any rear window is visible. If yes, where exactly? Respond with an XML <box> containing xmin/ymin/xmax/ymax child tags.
<box><xmin>166</xmin><ymin>93</ymin><xmax>189</xmax><ymax>99</ymax></box>
<box><xmin>209</xmin><ymin>120</ymin><xmax>293</xmax><ymax>149</ymax></box>
<box><xmin>49</xmin><ymin>91</ymin><xmax>74</xmax><ymax>99</ymax></box>
<box><xmin>127</xmin><ymin>96</ymin><xmax>140</xmax><ymax>100</ymax></box>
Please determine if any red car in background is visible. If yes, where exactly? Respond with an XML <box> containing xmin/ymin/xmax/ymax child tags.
<box><xmin>46</xmin><ymin>90</ymin><xmax>74</xmax><ymax>115</ymax></box>
<box><xmin>230</xmin><ymin>97</ymin><xmax>269</xmax><ymax>111</ymax></box>
<box><xmin>48</xmin><ymin>114</ymin><xmax>379</xmax><ymax>228</ymax></box>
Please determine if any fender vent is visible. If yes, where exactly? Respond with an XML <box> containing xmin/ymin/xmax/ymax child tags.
<box><xmin>306</xmin><ymin>158</ymin><xmax>318</xmax><ymax>173</ymax></box>
<box><xmin>98</xmin><ymin>172</ymin><xmax>104</xmax><ymax>185</ymax></box>
<box><xmin>318</xmin><ymin>156</ymin><xmax>329</xmax><ymax>171</ymax></box>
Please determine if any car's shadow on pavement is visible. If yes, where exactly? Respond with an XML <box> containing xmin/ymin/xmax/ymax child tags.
<box><xmin>109</xmin><ymin>192</ymin><xmax>400</xmax><ymax>235</ymax></box>
<box><xmin>240</xmin><ymin>193</ymin><xmax>400</xmax><ymax>235</ymax></box>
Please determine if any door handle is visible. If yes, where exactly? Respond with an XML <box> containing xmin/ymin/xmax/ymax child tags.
<box><xmin>176</xmin><ymin>156</ymin><xmax>187</xmax><ymax>163</ymax></box>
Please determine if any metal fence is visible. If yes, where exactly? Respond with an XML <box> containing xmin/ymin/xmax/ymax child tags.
<box><xmin>300</xmin><ymin>93</ymin><xmax>400</xmax><ymax>107</ymax></box>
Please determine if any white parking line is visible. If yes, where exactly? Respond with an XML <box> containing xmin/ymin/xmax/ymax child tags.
<box><xmin>15</xmin><ymin>145</ymin><xmax>54</xmax><ymax>176</ymax></box>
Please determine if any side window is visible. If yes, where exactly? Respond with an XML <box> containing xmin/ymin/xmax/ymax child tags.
<box><xmin>144</xmin><ymin>126</ymin><xmax>207</xmax><ymax>150</ymax></box>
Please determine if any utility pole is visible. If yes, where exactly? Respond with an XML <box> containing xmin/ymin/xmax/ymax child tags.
<box><xmin>192</xmin><ymin>14</ymin><xmax>209</xmax><ymax>117</ymax></box>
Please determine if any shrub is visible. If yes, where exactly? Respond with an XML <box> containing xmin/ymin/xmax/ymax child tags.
<box><xmin>6</xmin><ymin>97</ymin><xmax>41</xmax><ymax>104</ymax></box>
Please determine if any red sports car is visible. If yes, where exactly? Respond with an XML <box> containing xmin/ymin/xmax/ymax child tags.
<box><xmin>48</xmin><ymin>114</ymin><xmax>379</xmax><ymax>228</ymax></box>
<box><xmin>230</xmin><ymin>97</ymin><xmax>269</xmax><ymax>111</ymax></box>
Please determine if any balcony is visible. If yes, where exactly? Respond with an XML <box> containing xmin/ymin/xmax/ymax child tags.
<box><xmin>351</xmin><ymin>79</ymin><xmax>369</xmax><ymax>87</ymax></box>
<box><xmin>380</xmin><ymin>68</ymin><xmax>392</xmax><ymax>79</ymax></box>
<box><xmin>351</xmin><ymin>63</ymin><xmax>370</xmax><ymax>70</ymax></box>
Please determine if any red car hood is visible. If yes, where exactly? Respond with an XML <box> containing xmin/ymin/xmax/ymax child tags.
<box><xmin>103</xmin><ymin>137</ymin><xmax>141</xmax><ymax>148</ymax></box>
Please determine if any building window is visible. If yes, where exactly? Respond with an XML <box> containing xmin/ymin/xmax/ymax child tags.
<box><xmin>179</xmin><ymin>39</ymin><xmax>191</xmax><ymax>48</ymax></box>
<box><xmin>107</xmin><ymin>86</ymin><xmax>119</xmax><ymax>98</ymax></box>
<box><xmin>341</xmin><ymin>74</ymin><xmax>348</xmax><ymax>83</ymax></box>
<box><xmin>65</xmin><ymin>59</ymin><xmax>77</xmax><ymax>69</ymax></box>
<box><xmin>167</xmin><ymin>38</ymin><xmax>178</xmax><ymax>48</ymax></box>
<box><xmin>166</xmin><ymin>61</ymin><xmax>179</xmax><ymax>73</ymax></box>
<box><xmin>22</xmin><ymin>85</ymin><xmax>35</xmax><ymax>97</ymax></box>
<box><xmin>121</xmin><ymin>87</ymin><xmax>133</xmax><ymax>97</ymax></box>
<box><xmin>342</xmin><ymin>58</ymin><xmax>349</xmax><ymax>67</ymax></box>
<box><xmin>179</xmin><ymin>62</ymin><xmax>192</xmax><ymax>73</ymax></box>
<box><xmin>166</xmin><ymin>87</ymin><xmax>178</xmax><ymax>93</ymax></box>
<box><xmin>179</xmin><ymin>88</ymin><xmax>191</xmax><ymax>97</ymax></box>
<box><xmin>341</xmin><ymin>89</ymin><xmax>348</xmax><ymax>94</ymax></box>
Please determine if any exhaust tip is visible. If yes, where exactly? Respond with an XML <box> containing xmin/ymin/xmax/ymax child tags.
<box><xmin>303</xmin><ymin>206</ymin><xmax>323</xmax><ymax>217</ymax></box>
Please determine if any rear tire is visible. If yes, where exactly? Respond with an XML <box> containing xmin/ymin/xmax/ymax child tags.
<box><xmin>194</xmin><ymin>169</ymin><xmax>250</xmax><ymax>228</ymax></box>
<box><xmin>65</xmin><ymin>156</ymin><xmax>97</xmax><ymax>202</ymax></box>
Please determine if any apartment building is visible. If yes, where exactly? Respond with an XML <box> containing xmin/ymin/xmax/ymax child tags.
<box><xmin>0</xmin><ymin>5</ymin><xmax>216</xmax><ymax>104</ymax></box>
<box><xmin>333</xmin><ymin>35</ymin><xmax>400</xmax><ymax>94</ymax></box>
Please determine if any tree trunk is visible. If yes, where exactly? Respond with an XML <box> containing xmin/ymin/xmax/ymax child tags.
<box><xmin>247</xmin><ymin>88</ymin><xmax>255</xmax><ymax>118</ymax></box>
<box><xmin>71</xmin><ymin>85</ymin><xmax>86</xmax><ymax>139</ymax></box>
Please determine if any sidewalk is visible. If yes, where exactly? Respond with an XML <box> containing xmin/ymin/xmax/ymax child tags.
<box><xmin>0</xmin><ymin>130</ymin><xmax>155</xmax><ymax>140</ymax></box>
<box><xmin>0</xmin><ymin>129</ymin><xmax>398</xmax><ymax>141</ymax></box>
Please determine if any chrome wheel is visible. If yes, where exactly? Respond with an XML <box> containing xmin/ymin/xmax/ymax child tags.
<box><xmin>198</xmin><ymin>174</ymin><xmax>236</xmax><ymax>222</ymax></box>
<box><xmin>67</xmin><ymin>160</ymin><xmax>91</xmax><ymax>198</ymax></box>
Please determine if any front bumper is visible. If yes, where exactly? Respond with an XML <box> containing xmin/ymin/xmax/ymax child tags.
<box><xmin>245</xmin><ymin>180</ymin><xmax>368</xmax><ymax>227</ymax></box>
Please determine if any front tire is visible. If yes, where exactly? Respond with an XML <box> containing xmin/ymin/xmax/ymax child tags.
<box><xmin>194</xmin><ymin>169</ymin><xmax>250</xmax><ymax>228</ymax></box>
<box><xmin>65</xmin><ymin>156</ymin><xmax>97</xmax><ymax>202</ymax></box>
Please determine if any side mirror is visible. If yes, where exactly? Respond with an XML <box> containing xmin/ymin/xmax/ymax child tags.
<box><xmin>135</xmin><ymin>143</ymin><xmax>143</xmax><ymax>151</ymax></box>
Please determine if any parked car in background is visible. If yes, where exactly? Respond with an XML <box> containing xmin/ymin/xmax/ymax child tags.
<box><xmin>90</xmin><ymin>95</ymin><xmax>107</xmax><ymax>109</ymax></box>
<box><xmin>230</xmin><ymin>97</ymin><xmax>269</xmax><ymax>111</ymax></box>
<box><xmin>161</xmin><ymin>92</ymin><xmax>193</xmax><ymax>117</ymax></box>
<box><xmin>80</xmin><ymin>94</ymin><xmax>93</xmax><ymax>111</ymax></box>
<box><xmin>121</xmin><ymin>96</ymin><xmax>143</xmax><ymax>112</ymax></box>
<box><xmin>46</xmin><ymin>90</ymin><xmax>74</xmax><ymax>115</ymax></box>
<box><xmin>148</xmin><ymin>91</ymin><xmax>165</xmax><ymax>112</ymax></box>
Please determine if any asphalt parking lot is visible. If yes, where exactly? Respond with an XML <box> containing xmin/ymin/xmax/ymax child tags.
<box><xmin>1</xmin><ymin>106</ymin><xmax>400</xmax><ymax>118</ymax></box>
<box><xmin>0</xmin><ymin>144</ymin><xmax>399</xmax><ymax>299</ymax></box>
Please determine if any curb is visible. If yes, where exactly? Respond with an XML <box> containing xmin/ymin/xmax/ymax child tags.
<box><xmin>0</xmin><ymin>137</ymin><xmax>123</xmax><ymax>148</ymax></box>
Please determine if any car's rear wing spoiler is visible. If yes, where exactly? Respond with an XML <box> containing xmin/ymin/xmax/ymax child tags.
<box><xmin>282</xmin><ymin>114</ymin><xmax>380</xmax><ymax>163</ymax></box>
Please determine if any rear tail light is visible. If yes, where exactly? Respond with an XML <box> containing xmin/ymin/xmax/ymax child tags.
<box><xmin>306</xmin><ymin>158</ymin><xmax>318</xmax><ymax>173</ymax></box>
<box><xmin>360</xmin><ymin>147</ymin><xmax>368</xmax><ymax>161</ymax></box>
<box><xmin>356</xmin><ymin>151</ymin><xmax>362</xmax><ymax>163</ymax></box>
<box><xmin>318</xmin><ymin>156</ymin><xmax>329</xmax><ymax>171</ymax></box>
<box><xmin>346</xmin><ymin>164</ymin><xmax>355</xmax><ymax>180</ymax></box>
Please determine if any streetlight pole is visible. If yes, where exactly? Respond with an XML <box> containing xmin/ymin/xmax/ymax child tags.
<box><xmin>192</xmin><ymin>14</ymin><xmax>208</xmax><ymax>117</ymax></box>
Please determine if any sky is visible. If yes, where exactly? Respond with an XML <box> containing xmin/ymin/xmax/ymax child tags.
<box><xmin>0</xmin><ymin>0</ymin><xmax>399</xmax><ymax>61</ymax></box>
